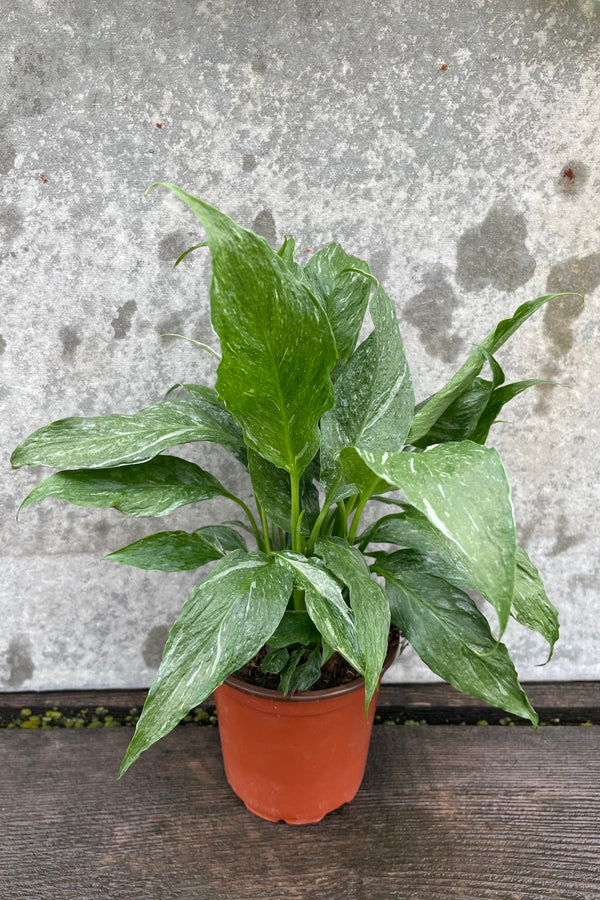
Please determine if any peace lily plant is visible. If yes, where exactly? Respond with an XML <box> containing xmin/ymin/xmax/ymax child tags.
<box><xmin>12</xmin><ymin>184</ymin><xmax>565</xmax><ymax>778</ymax></box>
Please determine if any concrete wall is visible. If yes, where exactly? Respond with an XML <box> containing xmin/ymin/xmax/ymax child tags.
<box><xmin>1</xmin><ymin>0</ymin><xmax>599</xmax><ymax>690</ymax></box>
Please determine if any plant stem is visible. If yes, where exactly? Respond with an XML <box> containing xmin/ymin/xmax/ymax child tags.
<box><xmin>337</xmin><ymin>500</ymin><xmax>348</xmax><ymax>538</ymax></box>
<box><xmin>256</xmin><ymin>500</ymin><xmax>272</xmax><ymax>554</ymax></box>
<box><xmin>290</xmin><ymin>469</ymin><xmax>301</xmax><ymax>553</ymax></box>
<box><xmin>306</xmin><ymin>475</ymin><xmax>343</xmax><ymax>554</ymax></box>
<box><xmin>292</xmin><ymin>588</ymin><xmax>306</xmax><ymax>611</ymax></box>
<box><xmin>347</xmin><ymin>495</ymin><xmax>369</xmax><ymax>544</ymax></box>
<box><xmin>345</xmin><ymin>494</ymin><xmax>358</xmax><ymax>517</ymax></box>
<box><xmin>225</xmin><ymin>493</ymin><xmax>263</xmax><ymax>550</ymax></box>
<box><xmin>322</xmin><ymin>506</ymin><xmax>338</xmax><ymax>537</ymax></box>
<box><xmin>347</xmin><ymin>492</ymin><xmax>372</xmax><ymax>545</ymax></box>
<box><xmin>294</xmin><ymin>510</ymin><xmax>305</xmax><ymax>553</ymax></box>
<box><xmin>348</xmin><ymin>475</ymin><xmax>381</xmax><ymax>544</ymax></box>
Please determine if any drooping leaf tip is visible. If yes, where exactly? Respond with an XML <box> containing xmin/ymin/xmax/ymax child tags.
<box><xmin>117</xmin><ymin>757</ymin><xmax>131</xmax><ymax>779</ymax></box>
<box><xmin>340</xmin><ymin>266</ymin><xmax>379</xmax><ymax>286</ymax></box>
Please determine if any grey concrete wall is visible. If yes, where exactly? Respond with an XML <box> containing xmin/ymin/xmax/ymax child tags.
<box><xmin>1</xmin><ymin>0</ymin><xmax>599</xmax><ymax>690</ymax></box>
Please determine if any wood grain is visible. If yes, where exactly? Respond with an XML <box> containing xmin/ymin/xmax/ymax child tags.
<box><xmin>0</xmin><ymin>725</ymin><xmax>598</xmax><ymax>899</ymax></box>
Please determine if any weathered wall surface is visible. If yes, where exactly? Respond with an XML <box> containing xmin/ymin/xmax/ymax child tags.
<box><xmin>1</xmin><ymin>0</ymin><xmax>599</xmax><ymax>690</ymax></box>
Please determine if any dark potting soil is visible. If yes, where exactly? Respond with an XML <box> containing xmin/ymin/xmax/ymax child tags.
<box><xmin>233</xmin><ymin>627</ymin><xmax>403</xmax><ymax>694</ymax></box>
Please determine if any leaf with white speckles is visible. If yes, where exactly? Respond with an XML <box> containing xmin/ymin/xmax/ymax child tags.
<box><xmin>151</xmin><ymin>184</ymin><xmax>337</xmax><ymax>478</ymax></box>
<box><xmin>315</xmin><ymin>537</ymin><xmax>389</xmax><ymax>707</ymax></box>
<box><xmin>372</xmin><ymin>555</ymin><xmax>537</xmax><ymax>725</ymax></box>
<box><xmin>275</xmin><ymin>551</ymin><xmax>364</xmax><ymax>674</ymax></box>
<box><xmin>360</xmin><ymin>503</ymin><xmax>456</xmax><ymax>557</ymax></box>
<box><xmin>510</xmin><ymin>546</ymin><xmax>559</xmax><ymax>664</ymax></box>
<box><xmin>10</xmin><ymin>396</ymin><xmax>246</xmax><ymax>469</ymax></box>
<box><xmin>408</xmin><ymin>293</ymin><xmax>571</xmax><ymax>444</ymax></box>
<box><xmin>357</xmin><ymin>442</ymin><xmax>516</xmax><ymax>636</ymax></box>
<box><xmin>410</xmin><ymin>351</ymin><xmax>505</xmax><ymax>450</ymax></box>
<box><xmin>120</xmin><ymin>550</ymin><xmax>293</xmax><ymax>775</ymax></box>
<box><xmin>18</xmin><ymin>456</ymin><xmax>231</xmax><ymax>518</ymax></box>
<box><xmin>276</xmin><ymin>234</ymin><xmax>304</xmax><ymax>281</ymax></box>
<box><xmin>469</xmin><ymin>378</ymin><xmax>554</xmax><ymax>445</ymax></box>
<box><xmin>320</xmin><ymin>284</ymin><xmax>414</xmax><ymax>500</ymax></box>
<box><xmin>303</xmin><ymin>242</ymin><xmax>372</xmax><ymax>364</ymax></box>
<box><xmin>104</xmin><ymin>525</ymin><xmax>247</xmax><ymax>571</ymax></box>
<box><xmin>411</xmin><ymin>377</ymin><xmax>494</xmax><ymax>449</ymax></box>
<box><xmin>368</xmin><ymin>541</ymin><xmax>558</xmax><ymax>664</ymax></box>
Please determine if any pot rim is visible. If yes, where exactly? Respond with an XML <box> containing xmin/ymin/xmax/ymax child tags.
<box><xmin>223</xmin><ymin>637</ymin><xmax>399</xmax><ymax>703</ymax></box>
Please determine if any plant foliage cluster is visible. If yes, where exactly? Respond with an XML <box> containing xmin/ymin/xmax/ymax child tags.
<box><xmin>11</xmin><ymin>185</ymin><xmax>566</xmax><ymax>775</ymax></box>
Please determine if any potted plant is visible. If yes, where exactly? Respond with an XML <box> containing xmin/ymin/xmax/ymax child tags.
<box><xmin>11</xmin><ymin>184</ymin><xmax>569</xmax><ymax>824</ymax></box>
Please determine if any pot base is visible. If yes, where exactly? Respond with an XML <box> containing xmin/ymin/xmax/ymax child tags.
<box><xmin>240</xmin><ymin>797</ymin><xmax>355</xmax><ymax>825</ymax></box>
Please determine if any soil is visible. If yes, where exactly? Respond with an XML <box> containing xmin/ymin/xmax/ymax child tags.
<box><xmin>233</xmin><ymin>626</ymin><xmax>404</xmax><ymax>694</ymax></box>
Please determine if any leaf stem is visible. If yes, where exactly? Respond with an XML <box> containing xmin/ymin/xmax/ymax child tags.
<box><xmin>348</xmin><ymin>476</ymin><xmax>380</xmax><ymax>545</ymax></box>
<box><xmin>322</xmin><ymin>506</ymin><xmax>338</xmax><ymax>537</ymax></box>
<box><xmin>337</xmin><ymin>501</ymin><xmax>348</xmax><ymax>538</ymax></box>
<box><xmin>292</xmin><ymin>588</ymin><xmax>306</xmax><ymax>611</ymax></box>
<box><xmin>256</xmin><ymin>500</ymin><xmax>272</xmax><ymax>554</ymax></box>
<box><xmin>158</xmin><ymin>334</ymin><xmax>221</xmax><ymax>359</ymax></box>
<box><xmin>290</xmin><ymin>470</ymin><xmax>302</xmax><ymax>553</ymax></box>
<box><xmin>306</xmin><ymin>475</ymin><xmax>343</xmax><ymax>554</ymax></box>
<box><xmin>294</xmin><ymin>510</ymin><xmax>305</xmax><ymax>553</ymax></box>
<box><xmin>345</xmin><ymin>494</ymin><xmax>358</xmax><ymax>517</ymax></box>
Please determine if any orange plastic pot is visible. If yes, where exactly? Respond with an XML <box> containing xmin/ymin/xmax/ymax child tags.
<box><xmin>213</xmin><ymin>643</ymin><xmax>397</xmax><ymax>825</ymax></box>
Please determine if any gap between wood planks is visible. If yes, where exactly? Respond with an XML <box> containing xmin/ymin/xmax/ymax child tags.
<box><xmin>0</xmin><ymin>682</ymin><xmax>598</xmax><ymax>728</ymax></box>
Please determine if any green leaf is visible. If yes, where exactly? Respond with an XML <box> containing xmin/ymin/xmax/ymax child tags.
<box><xmin>247</xmin><ymin>450</ymin><xmax>320</xmax><ymax>535</ymax></box>
<box><xmin>104</xmin><ymin>524</ymin><xmax>246</xmax><ymax>571</ymax></box>
<box><xmin>151</xmin><ymin>184</ymin><xmax>337</xmax><ymax>478</ymax></box>
<box><xmin>293</xmin><ymin>646</ymin><xmax>322</xmax><ymax>691</ymax></box>
<box><xmin>267</xmin><ymin>610</ymin><xmax>322</xmax><ymax>649</ymax></box>
<box><xmin>373</xmin><ymin>556</ymin><xmax>538</xmax><ymax>725</ymax></box>
<box><xmin>222</xmin><ymin>518</ymin><xmax>256</xmax><ymax>537</ymax></box>
<box><xmin>320</xmin><ymin>284</ymin><xmax>414</xmax><ymax>499</ymax></box>
<box><xmin>357</xmin><ymin>442</ymin><xmax>516</xmax><ymax>636</ymax></box>
<box><xmin>370</xmin><ymin>541</ymin><xmax>558</xmax><ymax>665</ymax></box>
<box><xmin>120</xmin><ymin>550</ymin><xmax>293</xmax><ymax>775</ymax></box>
<box><xmin>261</xmin><ymin>647</ymin><xmax>290</xmax><ymax>674</ymax></box>
<box><xmin>19</xmin><ymin>456</ymin><xmax>231</xmax><ymax>518</ymax></box>
<box><xmin>411</xmin><ymin>377</ymin><xmax>494</xmax><ymax>449</ymax></box>
<box><xmin>279</xmin><ymin>648</ymin><xmax>305</xmax><ymax>694</ymax></box>
<box><xmin>408</xmin><ymin>293</ymin><xmax>571</xmax><ymax>444</ymax></box>
<box><xmin>274</xmin><ymin>552</ymin><xmax>364</xmax><ymax>674</ymax></box>
<box><xmin>511</xmin><ymin>546</ymin><xmax>559</xmax><ymax>663</ymax></box>
<box><xmin>173</xmin><ymin>240</ymin><xmax>208</xmax><ymax>269</ymax></box>
<box><xmin>164</xmin><ymin>383</ymin><xmax>220</xmax><ymax>402</ymax></box>
<box><xmin>469</xmin><ymin>379</ymin><xmax>553</xmax><ymax>444</ymax></box>
<box><xmin>316</xmin><ymin>537</ymin><xmax>390</xmax><ymax>706</ymax></box>
<box><xmin>303</xmin><ymin>242</ymin><xmax>372</xmax><ymax>364</ymax></box>
<box><xmin>11</xmin><ymin>397</ymin><xmax>245</xmax><ymax>470</ymax></box>
<box><xmin>159</xmin><ymin>334</ymin><xmax>222</xmax><ymax>359</ymax></box>
<box><xmin>193</xmin><ymin>524</ymin><xmax>248</xmax><ymax>553</ymax></box>
<box><xmin>276</xmin><ymin>235</ymin><xmax>304</xmax><ymax>280</ymax></box>
<box><xmin>360</xmin><ymin>505</ymin><xmax>447</xmax><ymax>554</ymax></box>
<box><xmin>369</xmin><ymin>547</ymin><xmax>461</xmax><ymax>580</ymax></box>
<box><xmin>411</xmin><ymin>349</ymin><xmax>555</xmax><ymax>449</ymax></box>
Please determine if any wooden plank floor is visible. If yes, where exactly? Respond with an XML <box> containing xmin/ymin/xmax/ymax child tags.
<box><xmin>1</xmin><ymin>702</ymin><xmax>599</xmax><ymax>899</ymax></box>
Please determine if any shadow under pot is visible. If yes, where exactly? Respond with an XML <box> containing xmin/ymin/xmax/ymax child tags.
<box><xmin>213</xmin><ymin>641</ymin><xmax>399</xmax><ymax>825</ymax></box>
